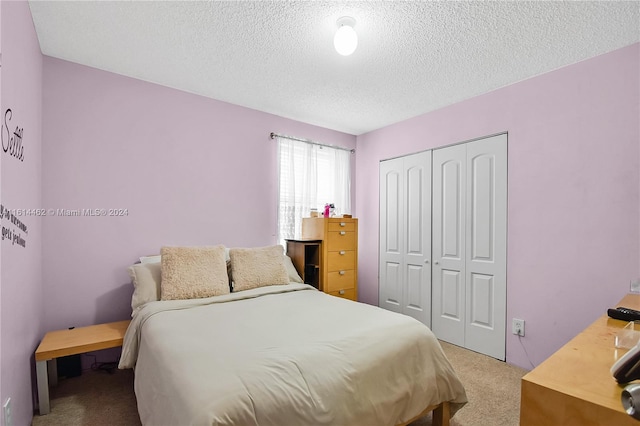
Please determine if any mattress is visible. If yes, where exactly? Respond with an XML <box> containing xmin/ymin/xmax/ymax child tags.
<box><xmin>119</xmin><ymin>283</ymin><xmax>467</xmax><ymax>425</ymax></box>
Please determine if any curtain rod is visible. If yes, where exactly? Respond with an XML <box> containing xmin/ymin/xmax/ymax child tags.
<box><xmin>270</xmin><ymin>132</ymin><xmax>355</xmax><ymax>153</ymax></box>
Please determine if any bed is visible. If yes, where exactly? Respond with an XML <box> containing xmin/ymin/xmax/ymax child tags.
<box><xmin>118</xmin><ymin>245</ymin><xmax>467</xmax><ymax>426</ymax></box>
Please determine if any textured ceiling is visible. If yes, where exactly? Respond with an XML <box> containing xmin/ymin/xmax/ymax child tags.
<box><xmin>29</xmin><ymin>1</ymin><xmax>640</xmax><ymax>135</ymax></box>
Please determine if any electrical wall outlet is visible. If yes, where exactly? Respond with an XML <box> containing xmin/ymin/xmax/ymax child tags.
<box><xmin>3</xmin><ymin>397</ymin><xmax>12</xmax><ymax>426</ymax></box>
<box><xmin>512</xmin><ymin>318</ymin><xmax>525</xmax><ymax>337</ymax></box>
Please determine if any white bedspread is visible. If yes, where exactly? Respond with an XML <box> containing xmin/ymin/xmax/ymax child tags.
<box><xmin>119</xmin><ymin>284</ymin><xmax>467</xmax><ymax>426</ymax></box>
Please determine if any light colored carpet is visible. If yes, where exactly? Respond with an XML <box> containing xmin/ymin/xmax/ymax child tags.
<box><xmin>31</xmin><ymin>341</ymin><xmax>527</xmax><ymax>426</ymax></box>
<box><xmin>31</xmin><ymin>367</ymin><xmax>140</xmax><ymax>426</ymax></box>
<box><xmin>410</xmin><ymin>342</ymin><xmax>527</xmax><ymax>426</ymax></box>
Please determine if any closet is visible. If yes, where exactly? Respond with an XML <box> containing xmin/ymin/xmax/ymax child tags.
<box><xmin>379</xmin><ymin>133</ymin><xmax>507</xmax><ymax>360</ymax></box>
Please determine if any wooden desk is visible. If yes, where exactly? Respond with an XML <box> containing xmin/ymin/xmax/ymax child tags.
<box><xmin>520</xmin><ymin>294</ymin><xmax>640</xmax><ymax>425</ymax></box>
<box><xmin>34</xmin><ymin>320</ymin><xmax>130</xmax><ymax>415</ymax></box>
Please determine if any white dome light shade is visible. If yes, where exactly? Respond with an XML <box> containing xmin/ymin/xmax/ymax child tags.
<box><xmin>334</xmin><ymin>17</ymin><xmax>357</xmax><ymax>56</ymax></box>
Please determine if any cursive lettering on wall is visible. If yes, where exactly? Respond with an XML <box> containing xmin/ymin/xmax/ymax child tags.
<box><xmin>2</xmin><ymin>109</ymin><xmax>25</xmax><ymax>162</ymax></box>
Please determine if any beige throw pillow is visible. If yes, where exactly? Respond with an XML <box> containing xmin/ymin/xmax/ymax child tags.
<box><xmin>128</xmin><ymin>262</ymin><xmax>162</xmax><ymax>314</ymax></box>
<box><xmin>160</xmin><ymin>245</ymin><xmax>229</xmax><ymax>300</ymax></box>
<box><xmin>230</xmin><ymin>245</ymin><xmax>290</xmax><ymax>292</ymax></box>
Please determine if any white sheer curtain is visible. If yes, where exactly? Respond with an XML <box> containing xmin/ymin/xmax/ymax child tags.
<box><xmin>277</xmin><ymin>137</ymin><xmax>351</xmax><ymax>246</ymax></box>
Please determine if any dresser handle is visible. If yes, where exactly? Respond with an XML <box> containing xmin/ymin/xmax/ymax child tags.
<box><xmin>340</xmin><ymin>231</ymin><xmax>346</xmax><ymax>235</ymax></box>
<box><xmin>340</xmin><ymin>222</ymin><xmax>346</xmax><ymax>227</ymax></box>
<box><xmin>339</xmin><ymin>289</ymin><xmax>345</xmax><ymax>295</ymax></box>
<box><xmin>339</xmin><ymin>270</ymin><xmax>346</xmax><ymax>275</ymax></box>
<box><xmin>339</xmin><ymin>251</ymin><xmax>346</xmax><ymax>255</ymax></box>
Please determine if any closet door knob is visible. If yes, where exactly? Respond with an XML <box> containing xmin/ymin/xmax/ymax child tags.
<box><xmin>434</xmin><ymin>261</ymin><xmax>439</xmax><ymax>265</ymax></box>
<box><xmin>425</xmin><ymin>260</ymin><xmax>430</xmax><ymax>264</ymax></box>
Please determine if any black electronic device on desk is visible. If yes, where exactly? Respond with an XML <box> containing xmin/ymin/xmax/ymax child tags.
<box><xmin>608</xmin><ymin>307</ymin><xmax>640</xmax><ymax>322</ymax></box>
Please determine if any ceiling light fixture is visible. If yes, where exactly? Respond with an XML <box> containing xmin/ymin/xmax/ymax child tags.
<box><xmin>334</xmin><ymin>16</ymin><xmax>357</xmax><ymax>56</ymax></box>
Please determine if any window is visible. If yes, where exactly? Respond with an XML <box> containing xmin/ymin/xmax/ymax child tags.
<box><xmin>277</xmin><ymin>136</ymin><xmax>351</xmax><ymax>246</ymax></box>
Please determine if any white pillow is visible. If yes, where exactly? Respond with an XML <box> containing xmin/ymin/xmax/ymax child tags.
<box><xmin>139</xmin><ymin>254</ymin><xmax>161</xmax><ymax>264</ymax></box>
<box><xmin>128</xmin><ymin>262</ymin><xmax>161</xmax><ymax>316</ymax></box>
<box><xmin>284</xmin><ymin>255</ymin><xmax>304</xmax><ymax>283</ymax></box>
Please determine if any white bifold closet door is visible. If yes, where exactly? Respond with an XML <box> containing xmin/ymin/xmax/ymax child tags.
<box><xmin>379</xmin><ymin>151</ymin><xmax>432</xmax><ymax>327</ymax></box>
<box><xmin>432</xmin><ymin>134</ymin><xmax>507</xmax><ymax>360</ymax></box>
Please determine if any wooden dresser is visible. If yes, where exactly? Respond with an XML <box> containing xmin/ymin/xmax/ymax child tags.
<box><xmin>302</xmin><ymin>217</ymin><xmax>358</xmax><ymax>301</ymax></box>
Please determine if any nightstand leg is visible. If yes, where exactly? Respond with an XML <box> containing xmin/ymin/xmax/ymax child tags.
<box><xmin>48</xmin><ymin>358</ymin><xmax>58</xmax><ymax>386</ymax></box>
<box><xmin>36</xmin><ymin>360</ymin><xmax>50</xmax><ymax>415</ymax></box>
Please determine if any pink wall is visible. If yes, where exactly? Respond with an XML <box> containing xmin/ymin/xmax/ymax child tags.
<box><xmin>0</xmin><ymin>0</ymin><xmax>3</xmax><ymax>410</ymax></box>
<box><xmin>41</xmin><ymin>57</ymin><xmax>356</xmax><ymax>331</ymax></box>
<box><xmin>355</xmin><ymin>43</ymin><xmax>640</xmax><ymax>369</ymax></box>
<box><xmin>1</xmin><ymin>2</ymin><xmax>43</xmax><ymax>425</ymax></box>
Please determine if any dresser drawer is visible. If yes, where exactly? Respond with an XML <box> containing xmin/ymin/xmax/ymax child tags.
<box><xmin>326</xmin><ymin>270</ymin><xmax>356</xmax><ymax>292</ymax></box>
<box><xmin>329</xmin><ymin>288</ymin><xmax>356</xmax><ymax>301</ymax></box>
<box><xmin>326</xmin><ymin>250</ymin><xmax>355</xmax><ymax>271</ymax></box>
<box><xmin>328</xmin><ymin>220</ymin><xmax>356</xmax><ymax>232</ymax></box>
<box><xmin>326</xmin><ymin>231</ymin><xmax>356</xmax><ymax>249</ymax></box>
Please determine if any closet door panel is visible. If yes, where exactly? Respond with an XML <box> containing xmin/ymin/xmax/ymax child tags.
<box><xmin>383</xmin><ymin>167</ymin><xmax>402</xmax><ymax>253</ymax></box>
<box><xmin>437</xmin><ymin>268</ymin><xmax>465</xmax><ymax>346</ymax></box>
<box><xmin>470</xmin><ymin>155</ymin><xmax>494</xmax><ymax>261</ymax></box>
<box><xmin>382</xmin><ymin>262</ymin><xmax>402</xmax><ymax>308</ymax></box>
<box><xmin>402</xmin><ymin>151</ymin><xmax>432</xmax><ymax>326</ymax></box>
<box><xmin>464</xmin><ymin>134</ymin><xmax>507</xmax><ymax>360</ymax></box>
<box><xmin>379</xmin><ymin>159</ymin><xmax>404</xmax><ymax>313</ymax></box>
<box><xmin>442</xmin><ymin>160</ymin><xmax>464</xmax><ymax>260</ymax></box>
<box><xmin>406</xmin><ymin>166</ymin><xmax>424</xmax><ymax>255</ymax></box>
<box><xmin>469</xmin><ymin>273</ymin><xmax>494</xmax><ymax>327</ymax></box>
<box><xmin>432</xmin><ymin>144</ymin><xmax>466</xmax><ymax>344</ymax></box>
<box><xmin>405</xmin><ymin>264</ymin><xmax>425</xmax><ymax>312</ymax></box>
<box><xmin>441</xmin><ymin>270</ymin><xmax>462</xmax><ymax>318</ymax></box>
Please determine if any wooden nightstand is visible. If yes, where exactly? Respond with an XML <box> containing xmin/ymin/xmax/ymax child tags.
<box><xmin>34</xmin><ymin>320</ymin><xmax>130</xmax><ymax>415</ymax></box>
<box><xmin>285</xmin><ymin>239</ymin><xmax>322</xmax><ymax>289</ymax></box>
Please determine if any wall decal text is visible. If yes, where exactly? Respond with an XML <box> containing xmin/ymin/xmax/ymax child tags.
<box><xmin>2</xmin><ymin>109</ymin><xmax>25</xmax><ymax>162</ymax></box>
<box><xmin>0</xmin><ymin>204</ymin><xmax>28</xmax><ymax>248</ymax></box>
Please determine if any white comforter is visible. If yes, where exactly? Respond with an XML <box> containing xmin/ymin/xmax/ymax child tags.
<box><xmin>119</xmin><ymin>284</ymin><xmax>467</xmax><ymax>426</ymax></box>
